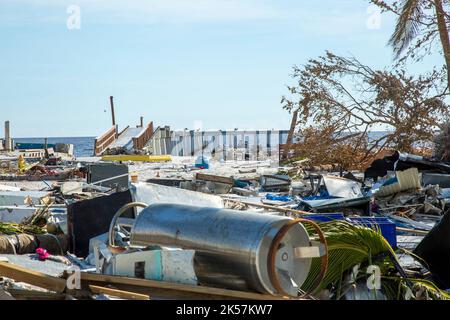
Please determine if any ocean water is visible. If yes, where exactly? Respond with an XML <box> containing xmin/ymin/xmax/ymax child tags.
<box><xmin>14</xmin><ymin>137</ymin><xmax>95</xmax><ymax>157</ymax></box>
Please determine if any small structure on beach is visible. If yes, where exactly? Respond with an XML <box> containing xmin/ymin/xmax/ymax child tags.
<box><xmin>93</xmin><ymin>97</ymin><xmax>154</xmax><ymax>156</ymax></box>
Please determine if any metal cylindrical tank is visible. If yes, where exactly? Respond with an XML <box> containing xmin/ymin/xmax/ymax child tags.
<box><xmin>130</xmin><ymin>203</ymin><xmax>317</xmax><ymax>296</ymax></box>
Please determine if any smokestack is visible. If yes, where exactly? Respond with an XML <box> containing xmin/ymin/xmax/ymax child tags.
<box><xmin>4</xmin><ymin>121</ymin><xmax>11</xmax><ymax>151</ymax></box>
<box><xmin>140</xmin><ymin>116</ymin><xmax>144</xmax><ymax>128</ymax></box>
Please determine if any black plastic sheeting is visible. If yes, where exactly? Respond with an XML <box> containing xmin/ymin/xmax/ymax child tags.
<box><xmin>365</xmin><ymin>151</ymin><xmax>450</xmax><ymax>181</ymax></box>
<box><xmin>413</xmin><ymin>211</ymin><xmax>450</xmax><ymax>289</ymax></box>
<box><xmin>67</xmin><ymin>190</ymin><xmax>135</xmax><ymax>257</ymax></box>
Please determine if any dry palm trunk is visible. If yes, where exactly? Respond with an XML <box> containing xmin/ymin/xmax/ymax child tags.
<box><xmin>434</xmin><ymin>0</ymin><xmax>450</xmax><ymax>91</ymax></box>
<box><xmin>282</xmin><ymin>110</ymin><xmax>298</xmax><ymax>161</ymax></box>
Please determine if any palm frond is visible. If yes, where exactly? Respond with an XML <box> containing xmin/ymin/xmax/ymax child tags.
<box><xmin>0</xmin><ymin>222</ymin><xmax>45</xmax><ymax>235</ymax></box>
<box><xmin>382</xmin><ymin>276</ymin><xmax>450</xmax><ymax>300</ymax></box>
<box><xmin>389</xmin><ymin>0</ymin><xmax>425</xmax><ymax>58</ymax></box>
<box><xmin>302</xmin><ymin>220</ymin><xmax>449</xmax><ymax>300</ymax></box>
<box><xmin>301</xmin><ymin>220</ymin><xmax>395</xmax><ymax>295</ymax></box>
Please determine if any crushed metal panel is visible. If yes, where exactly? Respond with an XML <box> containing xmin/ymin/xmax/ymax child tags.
<box><xmin>131</xmin><ymin>182</ymin><xmax>224</xmax><ymax>208</ymax></box>
<box><xmin>375</xmin><ymin>168</ymin><xmax>421</xmax><ymax>197</ymax></box>
<box><xmin>441</xmin><ymin>188</ymin><xmax>450</xmax><ymax>201</ymax></box>
<box><xmin>298</xmin><ymin>196</ymin><xmax>371</xmax><ymax>215</ymax></box>
<box><xmin>322</xmin><ymin>175</ymin><xmax>362</xmax><ymax>199</ymax></box>
<box><xmin>422</xmin><ymin>173</ymin><xmax>450</xmax><ymax>188</ymax></box>
<box><xmin>260</xmin><ymin>174</ymin><xmax>291</xmax><ymax>192</ymax></box>
<box><xmin>0</xmin><ymin>190</ymin><xmax>51</xmax><ymax>206</ymax></box>
<box><xmin>396</xmin><ymin>152</ymin><xmax>450</xmax><ymax>173</ymax></box>
<box><xmin>365</xmin><ymin>151</ymin><xmax>450</xmax><ymax>180</ymax></box>
<box><xmin>0</xmin><ymin>206</ymin><xmax>37</xmax><ymax>223</ymax></box>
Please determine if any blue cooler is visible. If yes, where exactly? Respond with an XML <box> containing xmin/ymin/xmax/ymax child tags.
<box><xmin>303</xmin><ymin>213</ymin><xmax>345</xmax><ymax>223</ymax></box>
<box><xmin>345</xmin><ymin>217</ymin><xmax>397</xmax><ymax>249</ymax></box>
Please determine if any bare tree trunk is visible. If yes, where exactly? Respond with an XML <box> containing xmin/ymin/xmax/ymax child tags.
<box><xmin>282</xmin><ymin>110</ymin><xmax>298</xmax><ymax>161</ymax></box>
<box><xmin>435</xmin><ymin>0</ymin><xmax>450</xmax><ymax>91</ymax></box>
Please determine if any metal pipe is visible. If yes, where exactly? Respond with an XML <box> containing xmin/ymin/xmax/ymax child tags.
<box><xmin>108</xmin><ymin>202</ymin><xmax>148</xmax><ymax>247</ymax></box>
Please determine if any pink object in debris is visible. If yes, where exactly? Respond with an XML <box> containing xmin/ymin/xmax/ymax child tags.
<box><xmin>36</xmin><ymin>247</ymin><xmax>50</xmax><ymax>261</ymax></box>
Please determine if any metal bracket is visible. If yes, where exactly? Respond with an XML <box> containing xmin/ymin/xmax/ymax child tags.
<box><xmin>294</xmin><ymin>241</ymin><xmax>326</xmax><ymax>259</ymax></box>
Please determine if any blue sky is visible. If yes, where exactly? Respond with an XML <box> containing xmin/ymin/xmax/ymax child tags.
<box><xmin>0</xmin><ymin>0</ymin><xmax>441</xmax><ymax>137</ymax></box>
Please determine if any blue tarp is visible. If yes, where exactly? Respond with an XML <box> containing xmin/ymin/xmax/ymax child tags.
<box><xmin>265</xmin><ymin>194</ymin><xmax>293</xmax><ymax>202</ymax></box>
<box><xmin>15</xmin><ymin>142</ymin><xmax>56</xmax><ymax>149</ymax></box>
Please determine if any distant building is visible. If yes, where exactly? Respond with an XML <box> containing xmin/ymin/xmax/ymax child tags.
<box><xmin>147</xmin><ymin>127</ymin><xmax>289</xmax><ymax>161</ymax></box>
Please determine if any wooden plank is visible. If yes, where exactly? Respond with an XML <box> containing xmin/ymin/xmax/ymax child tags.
<box><xmin>396</xmin><ymin>227</ymin><xmax>429</xmax><ymax>235</ymax></box>
<box><xmin>196</xmin><ymin>173</ymin><xmax>234</xmax><ymax>185</ymax></box>
<box><xmin>0</xmin><ymin>262</ymin><xmax>66</xmax><ymax>293</ymax></box>
<box><xmin>78</xmin><ymin>272</ymin><xmax>289</xmax><ymax>300</ymax></box>
<box><xmin>6</xmin><ymin>289</ymin><xmax>67</xmax><ymax>300</ymax></box>
<box><xmin>94</xmin><ymin>126</ymin><xmax>117</xmax><ymax>156</ymax></box>
<box><xmin>89</xmin><ymin>285</ymin><xmax>150</xmax><ymax>300</ymax></box>
<box><xmin>84</xmin><ymin>281</ymin><xmax>254</xmax><ymax>300</ymax></box>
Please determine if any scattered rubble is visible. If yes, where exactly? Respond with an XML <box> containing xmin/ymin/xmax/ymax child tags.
<box><xmin>0</xmin><ymin>148</ymin><xmax>449</xmax><ymax>300</ymax></box>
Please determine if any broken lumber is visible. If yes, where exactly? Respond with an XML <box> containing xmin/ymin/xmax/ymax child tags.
<box><xmin>89</xmin><ymin>285</ymin><xmax>150</xmax><ymax>300</ymax></box>
<box><xmin>0</xmin><ymin>262</ymin><xmax>66</xmax><ymax>293</ymax></box>
<box><xmin>396</xmin><ymin>227</ymin><xmax>429</xmax><ymax>235</ymax></box>
<box><xmin>6</xmin><ymin>288</ymin><xmax>67</xmax><ymax>300</ymax></box>
<box><xmin>195</xmin><ymin>173</ymin><xmax>234</xmax><ymax>185</ymax></box>
<box><xmin>75</xmin><ymin>272</ymin><xmax>289</xmax><ymax>300</ymax></box>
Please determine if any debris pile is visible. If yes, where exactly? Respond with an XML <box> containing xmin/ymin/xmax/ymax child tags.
<box><xmin>0</xmin><ymin>149</ymin><xmax>449</xmax><ymax>300</ymax></box>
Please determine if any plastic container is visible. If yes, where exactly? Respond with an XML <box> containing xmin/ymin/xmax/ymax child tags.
<box><xmin>345</xmin><ymin>217</ymin><xmax>397</xmax><ymax>248</ymax></box>
<box><xmin>303</xmin><ymin>214</ymin><xmax>397</xmax><ymax>248</ymax></box>
<box><xmin>195</xmin><ymin>156</ymin><xmax>210</xmax><ymax>169</ymax></box>
<box><xmin>302</xmin><ymin>213</ymin><xmax>345</xmax><ymax>223</ymax></box>
<box><xmin>130</xmin><ymin>172</ymin><xmax>138</xmax><ymax>183</ymax></box>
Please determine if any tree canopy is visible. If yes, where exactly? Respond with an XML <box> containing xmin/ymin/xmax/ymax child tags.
<box><xmin>281</xmin><ymin>52</ymin><xmax>448</xmax><ymax>169</ymax></box>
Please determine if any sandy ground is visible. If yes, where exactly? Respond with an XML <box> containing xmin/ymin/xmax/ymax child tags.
<box><xmin>128</xmin><ymin>156</ymin><xmax>282</xmax><ymax>182</ymax></box>
<box><xmin>1</xmin><ymin>156</ymin><xmax>284</xmax><ymax>191</ymax></box>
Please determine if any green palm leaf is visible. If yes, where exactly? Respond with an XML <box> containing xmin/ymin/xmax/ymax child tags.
<box><xmin>301</xmin><ymin>220</ymin><xmax>449</xmax><ymax>300</ymax></box>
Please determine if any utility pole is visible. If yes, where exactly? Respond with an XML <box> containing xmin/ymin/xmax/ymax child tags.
<box><xmin>110</xmin><ymin>96</ymin><xmax>118</xmax><ymax>138</ymax></box>
<box><xmin>110</xmin><ymin>96</ymin><xmax>116</xmax><ymax>127</ymax></box>
<box><xmin>4</xmin><ymin>121</ymin><xmax>11</xmax><ymax>151</ymax></box>
<box><xmin>44</xmin><ymin>137</ymin><xmax>49</xmax><ymax>158</ymax></box>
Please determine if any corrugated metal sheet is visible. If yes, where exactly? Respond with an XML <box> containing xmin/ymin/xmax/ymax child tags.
<box><xmin>375</xmin><ymin>168</ymin><xmax>421</xmax><ymax>197</ymax></box>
